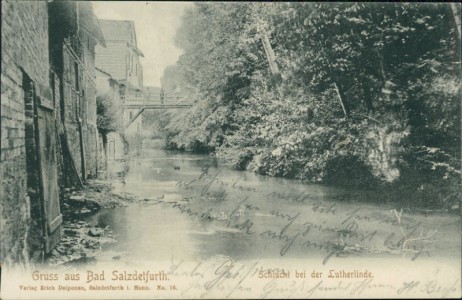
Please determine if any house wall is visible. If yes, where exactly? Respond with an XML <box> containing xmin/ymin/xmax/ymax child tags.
<box><xmin>124</xmin><ymin>108</ymin><xmax>143</xmax><ymax>154</ymax></box>
<box><xmin>95</xmin><ymin>20</ymin><xmax>144</xmax><ymax>154</ymax></box>
<box><xmin>60</xmin><ymin>37</ymin><xmax>99</xmax><ymax>180</ymax></box>
<box><xmin>61</xmin><ymin>44</ymin><xmax>84</xmax><ymax>178</ymax></box>
<box><xmin>98</xmin><ymin>133</ymin><xmax>108</xmax><ymax>178</ymax></box>
<box><xmin>95</xmin><ymin>69</ymin><xmax>123</xmax><ymax>112</ymax></box>
<box><xmin>47</xmin><ymin>0</ymin><xmax>101</xmax><ymax>182</ymax></box>
<box><xmin>50</xmin><ymin>70</ymin><xmax>68</xmax><ymax>192</ymax></box>
<box><xmin>96</xmin><ymin>70</ymin><xmax>113</xmax><ymax>94</ymax></box>
<box><xmin>95</xmin><ymin>69</ymin><xmax>126</xmax><ymax>162</ymax></box>
<box><xmin>62</xmin><ymin>45</ymin><xmax>97</xmax><ymax>178</ymax></box>
<box><xmin>1</xmin><ymin>0</ymin><xmax>50</xmax><ymax>266</ymax></box>
<box><xmin>95</xmin><ymin>41</ymin><xmax>127</xmax><ymax>81</ymax></box>
<box><xmin>1</xmin><ymin>0</ymin><xmax>105</xmax><ymax>267</ymax></box>
<box><xmin>95</xmin><ymin>41</ymin><xmax>143</xmax><ymax>89</ymax></box>
<box><xmin>84</xmin><ymin>70</ymin><xmax>99</xmax><ymax>180</ymax></box>
<box><xmin>124</xmin><ymin>109</ymin><xmax>143</xmax><ymax>134</ymax></box>
<box><xmin>106</xmin><ymin>132</ymin><xmax>126</xmax><ymax>161</ymax></box>
<box><xmin>127</xmin><ymin>47</ymin><xmax>143</xmax><ymax>89</ymax></box>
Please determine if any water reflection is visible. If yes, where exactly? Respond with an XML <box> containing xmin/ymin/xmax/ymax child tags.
<box><xmin>90</xmin><ymin>203</ymin><xmax>200</xmax><ymax>262</ymax></box>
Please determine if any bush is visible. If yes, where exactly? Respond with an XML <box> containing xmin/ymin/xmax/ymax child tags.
<box><xmin>96</xmin><ymin>93</ymin><xmax>123</xmax><ymax>139</ymax></box>
<box><xmin>322</xmin><ymin>156</ymin><xmax>378</xmax><ymax>188</ymax></box>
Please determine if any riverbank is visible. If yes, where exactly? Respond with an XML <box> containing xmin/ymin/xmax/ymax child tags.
<box><xmin>47</xmin><ymin>180</ymin><xmax>137</xmax><ymax>266</ymax></box>
<box><xmin>143</xmin><ymin>136</ymin><xmax>461</xmax><ymax>213</ymax></box>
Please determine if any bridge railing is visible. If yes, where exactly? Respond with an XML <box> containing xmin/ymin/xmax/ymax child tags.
<box><xmin>124</xmin><ymin>94</ymin><xmax>145</xmax><ymax>106</ymax></box>
<box><xmin>125</xmin><ymin>93</ymin><xmax>189</xmax><ymax>105</ymax></box>
<box><xmin>125</xmin><ymin>93</ymin><xmax>191</xmax><ymax>107</ymax></box>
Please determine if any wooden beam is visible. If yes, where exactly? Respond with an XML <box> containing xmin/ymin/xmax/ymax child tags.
<box><xmin>333</xmin><ymin>82</ymin><xmax>349</xmax><ymax>117</ymax></box>
<box><xmin>451</xmin><ymin>3</ymin><xmax>461</xmax><ymax>41</ymax></box>
<box><xmin>125</xmin><ymin>108</ymin><xmax>145</xmax><ymax>130</ymax></box>
<box><xmin>261</xmin><ymin>31</ymin><xmax>280</xmax><ymax>76</ymax></box>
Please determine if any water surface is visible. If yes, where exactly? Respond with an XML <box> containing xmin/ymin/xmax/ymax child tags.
<box><xmin>87</xmin><ymin>141</ymin><xmax>461</xmax><ymax>266</ymax></box>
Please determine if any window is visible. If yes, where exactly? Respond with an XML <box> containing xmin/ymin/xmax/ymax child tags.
<box><xmin>128</xmin><ymin>53</ymin><xmax>131</xmax><ymax>74</ymax></box>
<box><xmin>74</xmin><ymin>62</ymin><xmax>79</xmax><ymax>90</ymax></box>
<box><xmin>50</xmin><ymin>72</ymin><xmax>56</xmax><ymax>107</ymax></box>
<box><xmin>83</xmin><ymin>90</ymin><xmax>87</xmax><ymax>120</ymax></box>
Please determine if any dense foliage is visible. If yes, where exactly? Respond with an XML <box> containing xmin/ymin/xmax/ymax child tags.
<box><xmin>152</xmin><ymin>3</ymin><xmax>461</xmax><ymax>209</ymax></box>
<box><xmin>96</xmin><ymin>93</ymin><xmax>124</xmax><ymax>143</ymax></box>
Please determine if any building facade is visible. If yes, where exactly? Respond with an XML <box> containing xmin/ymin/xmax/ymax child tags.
<box><xmin>49</xmin><ymin>1</ymin><xmax>105</xmax><ymax>180</ymax></box>
<box><xmin>95</xmin><ymin>19</ymin><xmax>144</xmax><ymax>151</ymax></box>
<box><xmin>1</xmin><ymin>0</ymin><xmax>104</xmax><ymax>267</ymax></box>
<box><xmin>95</xmin><ymin>67</ymin><xmax>126</xmax><ymax>161</ymax></box>
<box><xmin>1</xmin><ymin>0</ymin><xmax>54</xmax><ymax>266</ymax></box>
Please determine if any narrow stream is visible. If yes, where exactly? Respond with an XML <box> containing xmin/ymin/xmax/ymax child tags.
<box><xmin>87</xmin><ymin>140</ymin><xmax>461</xmax><ymax>266</ymax></box>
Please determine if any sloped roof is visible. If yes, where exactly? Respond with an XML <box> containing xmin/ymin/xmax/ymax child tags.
<box><xmin>98</xmin><ymin>19</ymin><xmax>144</xmax><ymax>56</ymax></box>
<box><xmin>78</xmin><ymin>2</ymin><xmax>106</xmax><ymax>47</ymax></box>
<box><xmin>95</xmin><ymin>67</ymin><xmax>119</xmax><ymax>83</ymax></box>
<box><xmin>99</xmin><ymin>19</ymin><xmax>135</xmax><ymax>42</ymax></box>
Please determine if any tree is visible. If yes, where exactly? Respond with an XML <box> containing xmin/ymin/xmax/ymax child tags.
<box><xmin>96</xmin><ymin>93</ymin><xmax>123</xmax><ymax>143</ymax></box>
<box><xmin>154</xmin><ymin>3</ymin><xmax>460</xmax><ymax>207</ymax></box>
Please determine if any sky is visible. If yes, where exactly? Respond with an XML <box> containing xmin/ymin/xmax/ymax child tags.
<box><xmin>92</xmin><ymin>1</ymin><xmax>193</xmax><ymax>87</ymax></box>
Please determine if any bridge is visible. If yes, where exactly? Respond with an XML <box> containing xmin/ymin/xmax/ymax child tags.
<box><xmin>125</xmin><ymin>103</ymin><xmax>192</xmax><ymax>109</ymax></box>
<box><xmin>124</xmin><ymin>92</ymin><xmax>193</xmax><ymax>130</ymax></box>
<box><xmin>124</xmin><ymin>92</ymin><xmax>193</xmax><ymax>109</ymax></box>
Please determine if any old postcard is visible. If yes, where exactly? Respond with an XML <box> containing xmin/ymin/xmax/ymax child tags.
<box><xmin>1</xmin><ymin>1</ymin><xmax>461</xmax><ymax>299</ymax></box>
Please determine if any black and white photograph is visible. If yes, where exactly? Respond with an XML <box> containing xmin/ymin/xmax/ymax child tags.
<box><xmin>1</xmin><ymin>1</ymin><xmax>461</xmax><ymax>299</ymax></box>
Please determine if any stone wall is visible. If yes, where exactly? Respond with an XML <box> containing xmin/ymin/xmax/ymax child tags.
<box><xmin>1</xmin><ymin>0</ymin><xmax>50</xmax><ymax>266</ymax></box>
<box><xmin>2</xmin><ymin>0</ymin><xmax>106</xmax><ymax>267</ymax></box>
